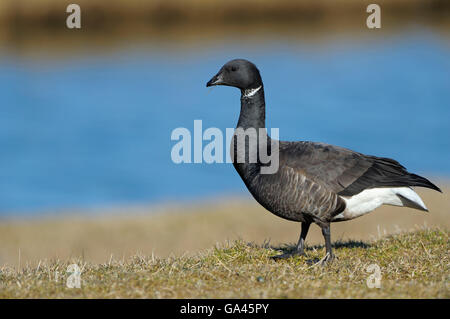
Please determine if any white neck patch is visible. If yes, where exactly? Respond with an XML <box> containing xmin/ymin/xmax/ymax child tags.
<box><xmin>243</xmin><ymin>86</ymin><xmax>262</xmax><ymax>98</ymax></box>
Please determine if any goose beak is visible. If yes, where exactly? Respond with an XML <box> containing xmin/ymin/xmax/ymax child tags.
<box><xmin>206</xmin><ymin>72</ymin><xmax>223</xmax><ymax>87</ymax></box>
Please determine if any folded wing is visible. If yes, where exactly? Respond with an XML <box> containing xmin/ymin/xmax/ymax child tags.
<box><xmin>279</xmin><ymin>141</ymin><xmax>441</xmax><ymax>197</ymax></box>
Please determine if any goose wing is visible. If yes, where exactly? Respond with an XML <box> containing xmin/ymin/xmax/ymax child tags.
<box><xmin>278</xmin><ymin>141</ymin><xmax>441</xmax><ymax>197</ymax></box>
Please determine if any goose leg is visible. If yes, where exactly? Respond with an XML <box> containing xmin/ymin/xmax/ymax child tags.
<box><xmin>271</xmin><ymin>222</ymin><xmax>310</xmax><ymax>260</ymax></box>
<box><xmin>296</xmin><ymin>222</ymin><xmax>310</xmax><ymax>255</ymax></box>
<box><xmin>321</xmin><ymin>224</ymin><xmax>335</xmax><ymax>265</ymax></box>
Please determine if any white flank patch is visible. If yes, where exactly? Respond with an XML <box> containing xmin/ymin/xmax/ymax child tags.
<box><xmin>243</xmin><ymin>85</ymin><xmax>262</xmax><ymax>98</ymax></box>
<box><xmin>333</xmin><ymin>187</ymin><xmax>428</xmax><ymax>221</ymax></box>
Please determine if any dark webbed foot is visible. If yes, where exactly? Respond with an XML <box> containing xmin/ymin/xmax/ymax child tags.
<box><xmin>320</xmin><ymin>252</ymin><xmax>336</xmax><ymax>266</ymax></box>
<box><xmin>271</xmin><ymin>222</ymin><xmax>310</xmax><ymax>261</ymax></box>
<box><xmin>271</xmin><ymin>250</ymin><xmax>305</xmax><ymax>260</ymax></box>
<box><xmin>319</xmin><ymin>224</ymin><xmax>336</xmax><ymax>266</ymax></box>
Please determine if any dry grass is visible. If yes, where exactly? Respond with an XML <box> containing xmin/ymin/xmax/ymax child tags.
<box><xmin>0</xmin><ymin>186</ymin><xmax>448</xmax><ymax>298</ymax></box>
<box><xmin>1</xmin><ymin>0</ymin><xmax>449</xmax><ymax>59</ymax></box>
<box><xmin>0</xmin><ymin>229</ymin><xmax>448</xmax><ymax>298</ymax></box>
<box><xmin>0</xmin><ymin>186</ymin><xmax>448</xmax><ymax>268</ymax></box>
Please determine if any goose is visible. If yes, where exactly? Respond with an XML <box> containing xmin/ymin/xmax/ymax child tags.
<box><xmin>206</xmin><ymin>59</ymin><xmax>441</xmax><ymax>264</ymax></box>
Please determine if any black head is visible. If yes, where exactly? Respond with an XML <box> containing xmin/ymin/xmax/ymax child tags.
<box><xmin>206</xmin><ymin>59</ymin><xmax>262</xmax><ymax>90</ymax></box>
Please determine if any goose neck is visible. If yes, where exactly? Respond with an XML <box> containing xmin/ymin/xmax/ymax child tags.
<box><xmin>238</xmin><ymin>86</ymin><xmax>266</xmax><ymax>130</ymax></box>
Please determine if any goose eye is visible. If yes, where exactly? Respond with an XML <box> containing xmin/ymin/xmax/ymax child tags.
<box><xmin>231</xmin><ymin>66</ymin><xmax>238</xmax><ymax>72</ymax></box>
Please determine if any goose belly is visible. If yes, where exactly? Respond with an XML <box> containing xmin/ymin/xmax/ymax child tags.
<box><xmin>248</xmin><ymin>171</ymin><xmax>342</xmax><ymax>223</ymax></box>
<box><xmin>333</xmin><ymin>187</ymin><xmax>427</xmax><ymax>222</ymax></box>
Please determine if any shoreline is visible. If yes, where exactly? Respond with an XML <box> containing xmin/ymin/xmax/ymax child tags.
<box><xmin>1</xmin><ymin>1</ymin><xmax>449</xmax><ymax>59</ymax></box>
<box><xmin>2</xmin><ymin>0</ymin><xmax>449</xmax><ymax>23</ymax></box>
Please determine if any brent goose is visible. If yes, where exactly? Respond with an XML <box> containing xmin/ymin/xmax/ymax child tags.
<box><xmin>206</xmin><ymin>59</ymin><xmax>441</xmax><ymax>264</ymax></box>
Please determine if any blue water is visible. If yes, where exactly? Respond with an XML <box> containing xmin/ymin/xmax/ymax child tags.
<box><xmin>1</xmin><ymin>31</ymin><xmax>449</xmax><ymax>215</ymax></box>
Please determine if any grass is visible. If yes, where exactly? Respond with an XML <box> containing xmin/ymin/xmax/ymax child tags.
<box><xmin>0</xmin><ymin>187</ymin><xmax>447</xmax><ymax>298</ymax></box>
<box><xmin>0</xmin><ymin>186</ymin><xmax>447</xmax><ymax>267</ymax></box>
<box><xmin>0</xmin><ymin>228</ymin><xmax>448</xmax><ymax>298</ymax></box>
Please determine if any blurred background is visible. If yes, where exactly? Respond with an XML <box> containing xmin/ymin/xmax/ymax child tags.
<box><xmin>0</xmin><ymin>0</ymin><xmax>449</xmax><ymax>266</ymax></box>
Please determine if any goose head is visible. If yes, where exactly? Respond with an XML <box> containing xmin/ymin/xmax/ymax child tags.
<box><xmin>206</xmin><ymin>59</ymin><xmax>262</xmax><ymax>91</ymax></box>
